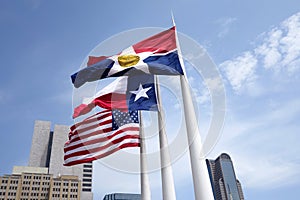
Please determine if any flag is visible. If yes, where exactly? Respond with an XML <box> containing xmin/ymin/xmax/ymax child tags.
<box><xmin>72</xmin><ymin>73</ymin><xmax>157</xmax><ymax>118</ymax></box>
<box><xmin>71</xmin><ymin>26</ymin><xmax>184</xmax><ymax>88</ymax></box>
<box><xmin>64</xmin><ymin>109</ymin><xmax>140</xmax><ymax>166</ymax></box>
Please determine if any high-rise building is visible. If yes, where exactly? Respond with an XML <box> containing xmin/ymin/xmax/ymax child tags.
<box><xmin>103</xmin><ymin>193</ymin><xmax>141</xmax><ymax>200</ymax></box>
<box><xmin>0</xmin><ymin>120</ymin><xmax>93</xmax><ymax>200</ymax></box>
<box><xmin>206</xmin><ymin>153</ymin><xmax>245</xmax><ymax>200</ymax></box>
<box><xmin>28</xmin><ymin>120</ymin><xmax>93</xmax><ymax>200</ymax></box>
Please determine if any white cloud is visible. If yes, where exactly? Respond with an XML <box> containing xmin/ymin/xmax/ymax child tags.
<box><xmin>205</xmin><ymin>77</ymin><xmax>224</xmax><ymax>93</ymax></box>
<box><xmin>280</xmin><ymin>13</ymin><xmax>300</xmax><ymax>69</ymax></box>
<box><xmin>255</xmin><ymin>12</ymin><xmax>300</xmax><ymax>74</ymax></box>
<box><xmin>221</xmin><ymin>12</ymin><xmax>300</xmax><ymax>93</ymax></box>
<box><xmin>216</xmin><ymin>17</ymin><xmax>237</xmax><ymax>38</ymax></box>
<box><xmin>189</xmin><ymin>79</ymin><xmax>212</xmax><ymax>106</ymax></box>
<box><xmin>256</xmin><ymin>46</ymin><xmax>281</xmax><ymax>69</ymax></box>
<box><xmin>255</xmin><ymin>29</ymin><xmax>283</xmax><ymax>69</ymax></box>
<box><xmin>194</xmin><ymin>88</ymin><xmax>210</xmax><ymax>104</ymax></box>
<box><xmin>220</xmin><ymin>51</ymin><xmax>257</xmax><ymax>92</ymax></box>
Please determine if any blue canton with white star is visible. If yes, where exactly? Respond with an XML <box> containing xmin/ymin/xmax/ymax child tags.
<box><xmin>126</xmin><ymin>73</ymin><xmax>158</xmax><ymax>111</ymax></box>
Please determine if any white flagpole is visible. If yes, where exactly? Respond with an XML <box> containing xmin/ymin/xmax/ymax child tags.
<box><xmin>180</xmin><ymin>76</ymin><xmax>215</xmax><ymax>200</ymax></box>
<box><xmin>172</xmin><ymin>15</ymin><xmax>215</xmax><ymax>200</ymax></box>
<box><xmin>139</xmin><ymin>111</ymin><xmax>151</xmax><ymax>200</ymax></box>
<box><xmin>155</xmin><ymin>75</ymin><xmax>177</xmax><ymax>200</ymax></box>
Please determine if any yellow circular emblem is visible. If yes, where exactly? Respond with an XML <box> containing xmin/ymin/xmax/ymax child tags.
<box><xmin>118</xmin><ymin>55</ymin><xmax>140</xmax><ymax>67</ymax></box>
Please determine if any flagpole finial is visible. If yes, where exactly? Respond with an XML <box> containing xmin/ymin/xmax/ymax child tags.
<box><xmin>171</xmin><ymin>10</ymin><xmax>176</xmax><ymax>27</ymax></box>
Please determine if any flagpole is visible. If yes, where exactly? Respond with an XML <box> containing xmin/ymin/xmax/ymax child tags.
<box><xmin>155</xmin><ymin>75</ymin><xmax>177</xmax><ymax>200</ymax></box>
<box><xmin>172</xmin><ymin>16</ymin><xmax>215</xmax><ymax>200</ymax></box>
<box><xmin>139</xmin><ymin>111</ymin><xmax>151</xmax><ymax>200</ymax></box>
<box><xmin>180</xmin><ymin>76</ymin><xmax>215</xmax><ymax>200</ymax></box>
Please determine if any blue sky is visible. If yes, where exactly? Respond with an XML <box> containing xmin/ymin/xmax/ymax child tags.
<box><xmin>1</xmin><ymin>1</ymin><xmax>300</xmax><ymax>199</ymax></box>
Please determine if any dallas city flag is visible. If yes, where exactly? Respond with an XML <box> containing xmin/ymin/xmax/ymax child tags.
<box><xmin>64</xmin><ymin>109</ymin><xmax>140</xmax><ymax>166</ymax></box>
<box><xmin>71</xmin><ymin>26</ymin><xmax>183</xmax><ymax>88</ymax></box>
<box><xmin>73</xmin><ymin>73</ymin><xmax>157</xmax><ymax>118</ymax></box>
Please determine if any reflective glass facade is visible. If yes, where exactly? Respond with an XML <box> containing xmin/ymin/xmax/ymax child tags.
<box><xmin>206</xmin><ymin>153</ymin><xmax>244</xmax><ymax>200</ymax></box>
<box><xmin>221</xmin><ymin>160</ymin><xmax>241</xmax><ymax>200</ymax></box>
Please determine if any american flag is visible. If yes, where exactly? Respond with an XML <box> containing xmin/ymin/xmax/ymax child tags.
<box><xmin>64</xmin><ymin>109</ymin><xmax>140</xmax><ymax>166</ymax></box>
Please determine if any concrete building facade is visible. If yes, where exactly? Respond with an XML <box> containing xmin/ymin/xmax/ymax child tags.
<box><xmin>0</xmin><ymin>167</ymin><xmax>81</xmax><ymax>200</ymax></box>
<box><xmin>0</xmin><ymin>120</ymin><xmax>93</xmax><ymax>200</ymax></box>
<box><xmin>28</xmin><ymin>121</ymin><xmax>52</xmax><ymax>168</ymax></box>
<box><xmin>206</xmin><ymin>153</ymin><xmax>245</xmax><ymax>200</ymax></box>
<box><xmin>28</xmin><ymin>120</ymin><xmax>93</xmax><ymax>200</ymax></box>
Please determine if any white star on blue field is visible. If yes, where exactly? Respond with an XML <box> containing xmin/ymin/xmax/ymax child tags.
<box><xmin>0</xmin><ymin>1</ymin><xmax>299</xmax><ymax>200</ymax></box>
<box><xmin>130</xmin><ymin>84</ymin><xmax>151</xmax><ymax>102</ymax></box>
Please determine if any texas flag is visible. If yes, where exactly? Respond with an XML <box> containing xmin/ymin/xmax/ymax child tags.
<box><xmin>73</xmin><ymin>73</ymin><xmax>157</xmax><ymax>118</ymax></box>
<box><xmin>71</xmin><ymin>26</ymin><xmax>184</xmax><ymax>88</ymax></box>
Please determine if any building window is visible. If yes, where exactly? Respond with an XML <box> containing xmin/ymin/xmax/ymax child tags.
<box><xmin>83</xmin><ymin>164</ymin><xmax>92</xmax><ymax>168</ymax></box>
<box><xmin>83</xmin><ymin>183</ymin><xmax>92</xmax><ymax>187</ymax></box>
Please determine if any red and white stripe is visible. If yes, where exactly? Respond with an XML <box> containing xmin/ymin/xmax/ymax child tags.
<box><xmin>64</xmin><ymin>109</ymin><xmax>140</xmax><ymax>166</ymax></box>
<box><xmin>72</xmin><ymin>77</ymin><xmax>128</xmax><ymax>119</ymax></box>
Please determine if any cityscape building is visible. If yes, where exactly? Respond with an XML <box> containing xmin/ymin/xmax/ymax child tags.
<box><xmin>0</xmin><ymin>166</ymin><xmax>81</xmax><ymax>200</ymax></box>
<box><xmin>206</xmin><ymin>153</ymin><xmax>244</xmax><ymax>200</ymax></box>
<box><xmin>28</xmin><ymin>120</ymin><xmax>93</xmax><ymax>199</ymax></box>
<box><xmin>103</xmin><ymin>193</ymin><xmax>141</xmax><ymax>200</ymax></box>
<box><xmin>0</xmin><ymin>120</ymin><xmax>93</xmax><ymax>200</ymax></box>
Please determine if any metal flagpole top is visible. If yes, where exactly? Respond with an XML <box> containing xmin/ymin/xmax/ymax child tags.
<box><xmin>171</xmin><ymin>10</ymin><xmax>176</xmax><ymax>27</ymax></box>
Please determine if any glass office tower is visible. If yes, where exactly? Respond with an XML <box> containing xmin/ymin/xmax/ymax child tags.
<box><xmin>206</xmin><ymin>153</ymin><xmax>244</xmax><ymax>200</ymax></box>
